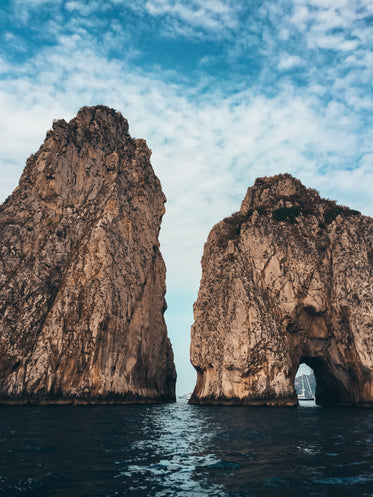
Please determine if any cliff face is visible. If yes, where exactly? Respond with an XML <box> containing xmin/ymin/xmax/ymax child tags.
<box><xmin>190</xmin><ymin>174</ymin><xmax>373</xmax><ymax>406</ymax></box>
<box><xmin>0</xmin><ymin>105</ymin><xmax>176</xmax><ymax>404</ymax></box>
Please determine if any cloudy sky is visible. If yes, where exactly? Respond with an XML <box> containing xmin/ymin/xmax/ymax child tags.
<box><xmin>1</xmin><ymin>0</ymin><xmax>372</xmax><ymax>394</ymax></box>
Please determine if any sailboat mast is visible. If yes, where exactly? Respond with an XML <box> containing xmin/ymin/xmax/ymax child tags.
<box><xmin>305</xmin><ymin>374</ymin><xmax>315</xmax><ymax>400</ymax></box>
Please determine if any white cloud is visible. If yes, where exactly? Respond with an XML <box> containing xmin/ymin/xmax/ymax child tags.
<box><xmin>127</xmin><ymin>0</ymin><xmax>243</xmax><ymax>38</ymax></box>
<box><xmin>65</xmin><ymin>1</ymin><xmax>104</xmax><ymax>16</ymax></box>
<box><xmin>309</xmin><ymin>33</ymin><xmax>359</xmax><ymax>51</ymax></box>
<box><xmin>278</xmin><ymin>54</ymin><xmax>304</xmax><ymax>69</ymax></box>
<box><xmin>278</xmin><ymin>27</ymin><xmax>291</xmax><ymax>40</ymax></box>
<box><xmin>0</xmin><ymin>57</ymin><xmax>9</xmax><ymax>74</ymax></box>
<box><xmin>11</xmin><ymin>0</ymin><xmax>63</xmax><ymax>24</ymax></box>
<box><xmin>291</xmin><ymin>5</ymin><xmax>310</xmax><ymax>30</ymax></box>
<box><xmin>3</xmin><ymin>32</ymin><xmax>28</xmax><ymax>53</ymax></box>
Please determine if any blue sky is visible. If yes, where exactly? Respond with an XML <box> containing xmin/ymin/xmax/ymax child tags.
<box><xmin>1</xmin><ymin>0</ymin><xmax>372</xmax><ymax>394</ymax></box>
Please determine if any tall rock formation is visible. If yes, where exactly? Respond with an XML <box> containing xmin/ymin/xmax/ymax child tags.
<box><xmin>190</xmin><ymin>174</ymin><xmax>373</xmax><ymax>406</ymax></box>
<box><xmin>0</xmin><ymin>105</ymin><xmax>176</xmax><ymax>404</ymax></box>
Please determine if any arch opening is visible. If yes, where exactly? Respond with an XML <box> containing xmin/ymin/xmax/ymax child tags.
<box><xmin>295</xmin><ymin>362</ymin><xmax>316</xmax><ymax>405</ymax></box>
<box><xmin>296</xmin><ymin>356</ymin><xmax>353</xmax><ymax>407</ymax></box>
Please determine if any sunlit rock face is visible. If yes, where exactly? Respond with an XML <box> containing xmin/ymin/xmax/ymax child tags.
<box><xmin>190</xmin><ymin>174</ymin><xmax>373</xmax><ymax>406</ymax></box>
<box><xmin>0</xmin><ymin>105</ymin><xmax>176</xmax><ymax>404</ymax></box>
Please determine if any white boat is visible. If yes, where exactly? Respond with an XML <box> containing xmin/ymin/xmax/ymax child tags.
<box><xmin>297</xmin><ymin>374</ymin><xmax>315</xmax><ymax>401</ymax></box>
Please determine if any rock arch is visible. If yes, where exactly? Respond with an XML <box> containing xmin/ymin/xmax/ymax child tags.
<box><xmin>190</xmin><ymin>175</ymin><xmax>373</xmax><ymax>406</ymax></box>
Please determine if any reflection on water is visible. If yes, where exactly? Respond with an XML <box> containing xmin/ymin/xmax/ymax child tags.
<box><xmin>113</xmin><ymin>402</ymin><xmax>226</xmax><ymax>496</ymax></box>
<box><xmin>0</xmin><ymin>400</ymin><xmax>372</xmax><ymax>496</ymax></box>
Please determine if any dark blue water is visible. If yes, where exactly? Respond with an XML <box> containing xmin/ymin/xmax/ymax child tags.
<box><xmin>0</xmin><ymin>400</ymin><xmax>372</xmax><ymax>497</ymax></box>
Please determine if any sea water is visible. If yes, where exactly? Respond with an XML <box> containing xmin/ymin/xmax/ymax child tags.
<box><xmin>0</xmin><ymin>399</ymin><xmax>372</xmax><ymax>496</ymax></box>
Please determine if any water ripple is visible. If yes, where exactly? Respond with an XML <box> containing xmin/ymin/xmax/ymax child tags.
<box><xmin>0</xmin><ymin>401</ymin><xmax>372</xmax><ymax>496</ymax></box>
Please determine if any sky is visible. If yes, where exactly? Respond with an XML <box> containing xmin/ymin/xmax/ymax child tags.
<box><xmin>0</xmin><ymin>0</ymin><xmax>372</xmax><ymax>394</ymax></box>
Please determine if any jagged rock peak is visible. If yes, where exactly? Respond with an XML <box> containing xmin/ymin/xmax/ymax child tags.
<box><xmin>48</xmin><ymin>106</ymin><xmax>129</xmax><ymax>150</ymax></box>
<box><xmin>190</xmin><ymin>174</ymin><xmax>373</xmax><ymax>407</ymax></box>
<box><xmin>240</xmin><ymin>173</ymin><xmax>318</xmax><ymax>211</ymax></box>
<box><xmin>9</xmin><ymin>105</ymin><xmax>154</xmax><ymax>211</ymax></box>
<box><xmin>239</xmin><ymin>173</ymin><xmax>360</xmax><ymax>219</ymax></box>
<box><xmin>0</xmin><ymin>105</ymin><xmax>176</xmax><ymax>404</ymax></box>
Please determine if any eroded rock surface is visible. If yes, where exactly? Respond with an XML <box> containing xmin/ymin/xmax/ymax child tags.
<box><xmin>190</xmin><ymin>174</ymin><xmax>373</xmax><ymax>406</ymax></box>
<box><xmin>0</xmin><ymin>105</ymin><xmax>176</xmax><ymax>404</ymax></box>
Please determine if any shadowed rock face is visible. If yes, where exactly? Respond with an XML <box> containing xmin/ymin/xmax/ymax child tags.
<box><xmin>190</xmin><ymin>174</ymin><xmax>373</xmax><ymax>406</ymax></box>
<box><xmin>0</xmin><ymin>105</ymin><xmax>176</xmax><ymax>404</ymax></box>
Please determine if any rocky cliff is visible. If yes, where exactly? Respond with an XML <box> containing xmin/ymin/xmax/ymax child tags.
<box><xmin>190</xmin><ymin>174</ymin><xmax>373</xmax><ymax>406</ymax></box>
<box><xmin>0</xmin><ymin>105</ymin><xmax>176</xmax><ymax>404</ymax></box>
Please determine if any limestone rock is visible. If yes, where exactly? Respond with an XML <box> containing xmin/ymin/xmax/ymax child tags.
<box><xmin>0</xmin><ymin>105</ymin><xmax>176</xmax><ymax>404</ymax></box>
<box><xmin>190</xmin><ymin>174</ymin><xmax>373</xmax><ymax>406</ymax></box>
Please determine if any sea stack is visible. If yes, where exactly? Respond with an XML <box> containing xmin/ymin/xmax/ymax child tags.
<box><xmin>0</xmin><ymin>105</ymin><xmax>176</xmax><ymax>404</ymax></box>
<box><xmin>190</xmin><ymin>174</ymin><xmax>373</xmax><ymax>406</ymax></box>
